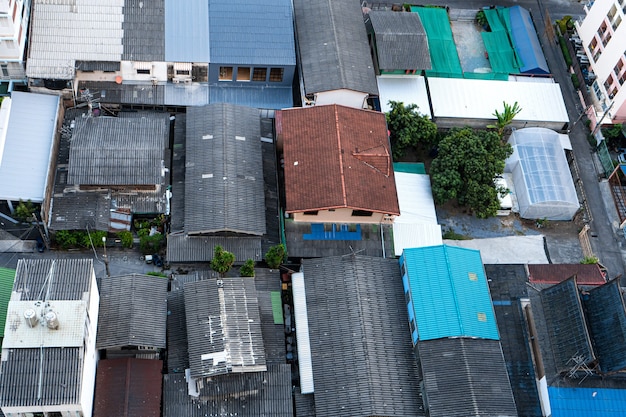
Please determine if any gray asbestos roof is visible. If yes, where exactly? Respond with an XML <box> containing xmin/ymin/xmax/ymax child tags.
<box><xmin>68</xmin><ymin>113</ymin><xmax>169</xmax><ymax>186</ymax></box>
<box><xmin>96</xmin><ymin>274</ymin><xmax>168</xmax><ymax>350</ymax></box>
<box><xmin>167</xmin><ymin>288</ymin><xmax>189</xmax><ymax>373</ymax></box>
<box><xmin>122</xmin><ymin>0</ymin><xmax>165</xmax><ymax>61</ymax></box>
<box><xmin>166</xmin><ymin>233</ymin><xmax>262</xmax><ymax>263</ymax></box>
<box><xmin>293</xmin><ymin>0</ymin><xmax>378</xmax><ymax>96</ymax></box>
<box><xmin>184</xmin><ymin>278</ymin><xmax>267</xmax><ymax>379</ymax></box>
<box><xmin>27</xmin><ymin>0</ymin><xmax>124</xmax><ymax>80</ymax></box>
<box><xmin>184</xmin><ymin>104</ymin><xmax>266</xmax><ymax>235</ymax></box>
<box><xmin>367</xmin><ymin>11</ymin><xmax>432</xmax><ymax>71</ymax></box>
<box><xmin>302</xmin><ymin>255</ymin><xmax>422</xmax><ymax>417</ymax></box>
<box><xmin>417</xmin><ymin>338</ymin><xmax>518</xmax><ymax>417</ymax></box>
<box><xmin>163</xmin><ymin>364</ymin><xmax>292</xmax><ymax>417</ymax></box>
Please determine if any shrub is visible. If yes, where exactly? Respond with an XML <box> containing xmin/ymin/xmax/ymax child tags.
<box><xmin>476</xmin><ymin>10</ymin><xmax>489</xmax><ymax>30</ymax></box>
<box><xmin>117</xmin><ymin>231</ymin><xmax>134</xmax><ymax>248</ymax></box>
<box><xmin>80</xmin><ymin>230</ymin><xmax>106</xmax><ymax>248</ymax></box>
<box><xmin>558</xmin><ymin>36</ymin><xmax>573</xmax><ymax>67</ymax></box>
<box><xmin>146</xmin><ymin>271</ymin><xmax>168</xmax><ymax>278</ymax></box>
<box><xmin>14</xmin><ymin>200</ymin><xmax>36</xmax><ymax>223</ymax></box>
<box><xmin>571</xmin><ymin>73</ymin><xmax>580</xmax><ymax>89</ymax></box>
<box><xmin>240</xmin><ymin>259</ymin><xmax>256</xmax><ymax>277</ymax></box>
<box><xmin>55</xmin><ymin>230</ymin><xmax>77</xmax><ymax>250</ymax></box>
<box><xmin>211</xmin><ymin>245</ymin><xmax>236</xmax><ymax>276</ymax></box>
<box><xmin>581</xmin><ymin>255</ymin><xmax>599</xmax><ymax>264</ymax></box>
<box><xmin>139</xmin><ymin>233</ymin><xmax>165</xmax><ymax>254</ymax></box>
<box><xmin>265</xmin><ymin>244</ymin><xmax>287</xmax><ymax>269</ymax></box>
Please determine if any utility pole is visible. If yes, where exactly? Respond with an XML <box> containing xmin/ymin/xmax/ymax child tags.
<box><xmin>102</xmin><ymin>236</ymin><xmax>110</xmax><ymax>277</ymax></box>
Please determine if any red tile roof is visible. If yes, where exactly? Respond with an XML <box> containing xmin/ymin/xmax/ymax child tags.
<box><xmin>528</xmin><ymin>264</ymin><xmax>606</xmax><ymax>286</ymax></box>
<box><xmin>279</xmin><ymin>105</ymin><xmax>399</xmax><ymax>215</ymax></box>
<box><xmin>94</xmin><ymin>358</ymin><xmax>163</xmax><ymax>417</ymax></box>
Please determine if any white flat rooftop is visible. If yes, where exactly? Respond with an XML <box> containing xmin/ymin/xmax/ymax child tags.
<box><xmin>377</xmin><ymin>75</ymin><xmax>432</xmax><ymax>117</ymax></box>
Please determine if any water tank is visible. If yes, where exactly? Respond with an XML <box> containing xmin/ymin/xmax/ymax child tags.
<box><xmin>24</xmin><ymin>309</ymin><xmax>38</xmax><ymax>328</ymax></box>
<box><xmin>45</xmin><ymin>311</ymin><xmax>59</xmax><ymax>330</ymax></box>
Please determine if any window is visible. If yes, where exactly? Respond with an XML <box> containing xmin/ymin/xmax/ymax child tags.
<box><xmin>1</xmin><ymin>64</ymin><xmax>8</xmax><ymax>77</ymax></box>
<box><xmin>615</xmin><ymin>60</ymin><xmax>624</xmax><ymax>75</ymax></box>
<box><xmin>136</xmin><ymin>68</ymin><xmax>150</xmax><ymax>75</ymax></box>
<box><xmin>593</xmin><ymin>49</ymin><xmax>602</xmax><ymax>62</ymax></box>
<box><xmin>219</xmin><ymin>66</ymin><xmax>233</xmax><ymax>81</ymax></box>
<box><xmin>599</xmin><ymin>21</ymin><xmax>608</xmax><ymax>35</ymax></box>
<box><xmin>252</xmin><ymin>67</ymin><xmax>266</xmax><ymax>81</ymax></box>
<box><xmin>269</xmin><ymin>67</ymin><xmax>283</xmax><ymax>82</ymax></box>
<box><xmin>5</xmin><ymin>40</ymin><xmax>14</xmax><ymax>49</ymax></box>
<box><xmin>236</xmin><ymin>67</ymin><xmax>251</xmax><ymax>81</ymax></box>
<box><xmin>604</xmin><ymin>75</ymin><xmax>614</xmax><ymax>90</ymax></box>
<box><xmin>613</xmin><ymin>15</ymin><xmax>622</xmax><ymax>30</ymax></box>
<box><xmin>602</xmin><ymin>32</ymin><xmax>612</xmax><ymax>47</ymax></box>
<box><xmin>176</xmin><ymin>70</ymin><xmax>190</xmax><ymax>76</ymax></box>
<box><xmin>303</xmin><ymin>211</ymin><xmax>318</xmax><ymax>215</ymax></box>
<box><xmin>619</xmin><ymin>73</ymin><xmax>626</xmax><ymax>86</ymax></box>
<box><xmin>351</xmin><ymin>210</ymin><xmax>373</xmax><ymax>217</ymax></box>
<box><xmin>588</xmin><ymin>37</ymin><xmax>597</xmax><ymax>51</ymax></box>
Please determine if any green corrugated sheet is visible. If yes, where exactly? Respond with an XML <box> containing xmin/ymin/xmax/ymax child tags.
<box><xmin>0</xmin><ymin>267</ymin><xmax>16</xmax><ymax>338</ymax></box>
<box><xmin>482</xmin><ymin>8</ymin><xmax>523</xmax><ymax>75</ymax></box>
<box><xmin>271</xmin><ymin>291</ymin><xmax>284</xmax><ymax>324</ymax></box>
<box><xmin>393</xmin><ymin>162</ymin><xmax>426</xmax><ymax>174</ymax></box>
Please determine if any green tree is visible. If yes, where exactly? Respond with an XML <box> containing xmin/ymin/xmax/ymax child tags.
<box><xmin>487</xmin><ymin>101</ymin><xmax>522</xmax><ymax>138</ymax></box>
<box><xmin>386</xmin><ymin>101</ymin><xmax>438</xmax><ymax>160</ymax></box>
<box><xmin>240</xmin><ymin>259</ymin><xmax>256</xmax><ymax>277</ymax></box>
<box><xmin>265</xmin><ymin>244</ymin><xmax>287</xmax><ymax>269</ymax></box>
<box><xmin>139</xmin><ymin>233</ymin><xmax>165</xmax><ymax>254</ymax></box>
<box><xmin>430</xmin><ymin>127</ymin><xmax>513</xmax><ymax>218</ymax></box>
<box><xmin>117</xmin><ymin>231</ymin><xmax>134</xmax><ymax>248</ymax></box>
<box><xmin>14</xmin><ymin>200</ymin><xmax>36</xmax><ymax>223</ymax></box>
<box><xmin>80</xmin><ymin>230</ymin><xmax>106</xmax><ymax>249</ymax></box>
<box><xmin>210</xmin><ymin>245</ymin><xmax>235</xmax><ymax>276</ymax></box>
<box><xmin>54</xmin><ymin>230</ymin><xmax>78</xmax><ymax>250</ymax></box>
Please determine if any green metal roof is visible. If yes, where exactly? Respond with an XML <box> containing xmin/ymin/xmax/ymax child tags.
<box><xmin>401</xmin><ymin>245</ymin><xmax>499</xmax><ymax>341</ymax></box>
<box><xmin>271</xmin><ymin>291</ymin><xmax>284</xmax><ymax>324</ymax></box>
<box><xmin>0</xmin><ymin>267</ymin><xmax>16</xmax><ymax>338</ymax></box>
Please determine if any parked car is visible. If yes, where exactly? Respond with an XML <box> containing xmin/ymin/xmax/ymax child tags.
<box><xmin>35</xmin><ymin>236</ymin><xmax>45</xmax><ymax>253</ymax></box>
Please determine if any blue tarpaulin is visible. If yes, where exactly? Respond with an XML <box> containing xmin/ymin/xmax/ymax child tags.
<box><xmin>508</xmin><ymin>6</ymin><xmax>549</xmax><ymax>74</ymax></box>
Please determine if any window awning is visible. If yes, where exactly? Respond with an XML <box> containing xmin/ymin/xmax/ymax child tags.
<box><xmin>174</xmin><ymin>62</ymin><xmax>192</xmax><ymax>72</ymax></box>
<box><xmin>133</xmin><ymin>61</ymin><xmax>153</xmax><ymax>71</ymax></box>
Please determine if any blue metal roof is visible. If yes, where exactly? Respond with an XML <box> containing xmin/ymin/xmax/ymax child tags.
<box><xmin>209</xmin><ymin>84</ymin><xmax>293</xmax><ymax>109</ymax></box>
<box><xmin>208</xmin><ymin>0</ymin><xmax>296</xmax><ymax>65</ymax></box>
<box><xmin>164</xmin><ymin>0</ymin><xmax>210</xmax><ymax>62</ymax></box>
<box><xmin>401</xmin><ymin>245</ymin><xmax>499</xmax><ymax>341</ymax></box>
<box><xmin>509</xmin><ymin>6</ymin><xmax>549</xmax><ymax>75</ymax></box>
<box><xmin>549</xmin><ymin>387</ymin><xmax>626</xmax><ymax>417</ymax></box>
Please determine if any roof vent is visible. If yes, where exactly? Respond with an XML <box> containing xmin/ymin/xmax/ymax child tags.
<box><xmin>44</xmin><ymin>311</ymin><xmax>59</xmax><ymax>330</ymax></box>
<box><xmin>217</xmin><ymin>279</ymin><xmax>224</xmax><ymax>288</ymax></box>
<box><xmin>24</xmin><ymin>309</ymin><xmax>38</xmax><ymax>328</ymax></box>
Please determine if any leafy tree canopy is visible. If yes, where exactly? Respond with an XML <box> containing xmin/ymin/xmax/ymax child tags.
<box><xmin>487</xmin><ymin>101</ymin><xmax>522</xmax><ymax>138</ymax></box>
<box><xmin>211</xmin><ymin>245</ymin><xmax>235</xmax><ymax>276</ymax></box>
<box><xmin>386</xmin><ymin>101</ymin><xmax>437</xmax><ymax>160</ymax></box>
<box><xmin>430</xmin><ymin>127</ymin><xmax>512</xmax><ymax>218</ymax></box>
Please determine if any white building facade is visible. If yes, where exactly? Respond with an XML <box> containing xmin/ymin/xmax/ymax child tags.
<box><xmin>576</xmin><ymin>0</ymin><xmax>626</xmax><ymax>124</ymax></box>
<box><xmin>0</xmin><ymin>0</ymin><xmax>30</xmax><ymax>90</ymax></box>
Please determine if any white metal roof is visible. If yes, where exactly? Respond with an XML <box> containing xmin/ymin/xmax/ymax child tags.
<box><xmin>377</xmin><ymin>75</ymin><xmax>432</xmax><ymax>117</ymax></box>
<box><xmin>392</xmin><ymin>172</ymin><xmax>442</xmax><ymax>256</ymax></box>
<box><xmin>428</xmin><ymin>77</ymin><xmax>569</xmax><ymax>123</ymax></box>
<box><xmin>292</xmin><ymin>272</ymin><xmax>314</xmax><ymax>394</ymax></box>
<box><xmin>27</xmin><ymin>0</ymin><xmax>124</xmax><ymax>79</ymax></box>
<box><xmin>0</xmin><ymin>92</ymin><xmax>60</xmax><ymax>202</ymax></box>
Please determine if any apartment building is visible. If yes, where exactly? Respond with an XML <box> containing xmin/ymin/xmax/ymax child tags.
<box><xmin>0</xmin><ymin>0</ymin><xmax>29</xmax><ymax>92</ymax></box>
<box><xmin>576</xmin><ymin>0</ymin><xmax>626</xmax><ymax>124</ymax></box>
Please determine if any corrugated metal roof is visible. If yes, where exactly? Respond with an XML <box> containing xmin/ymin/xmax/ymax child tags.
<box><xmin>293</xmin><ymin>0</ymin><xmax>378</xmax><ymax>96</ymax></box>
<box><xmin>418</xmin><ymin>338</ymin><xmax>518</xmax><ymax>417</ymax></box>
<box><xmin>96</xmin><ymin>274</ymin><xmax>168</xmax><ymax>350</ymax></box>
<box><xmin>208</xmin><ymin>0</ymin><xmax>295</xmax><ymax>66</ymax></box>
<box><xmin>367</xmin><ymin>11</ymin><xmax>431</xmax><ymax>71</ymax></box>
<box><xmin>166</xmin><ymin>288</ymin><xmax>189</xmax><ymax>373</ymax></box>
<box><xmin>253</xmin><ymin>269</ymin><xmax>287</xmax><ymax>365</ymax></box>
<box><xmin>184</xmin><ymin>278</ymin><xmax>266</xmax><ymax>379</ymax></box>
<box><xmin>540</xmin><ymin>276</ymin><xmax>595</xmax><ymax>372</ymax></box>
<box><xmin>0</xmin><ymin>347</ymin><xmax>83</xmax><ymax>407</ymax></box>
<box><xmin>166</xmin><ymin>233</ymin><xmax>262</xmax><ymax>263</ymax></box>
<box><xmin>76</xmin><ymin>60</ymin><xmax>121</xmax><ymax>71</ymax></box>
<box><xmin>549</xmin><ymin>387</ymin><xmax>626</xmax><ymax>417</ymax></box>
<box><xmin>393</xmin><ymin>223</ymin><xmax>443</xmax><ymax>256</ymax></box>
<box><xmin>93</xmin><ymin>358</ymin><xmax>163</xmax><ymax>417</ymax></box>
<box><xmin>122</xmin><ymin>0</ymin><xmax>165</xmax><ymax>62</ymax></box>
<box><xmin>376</xmin><ymin>74</ymin><xmax>432</xmax><ymax>115</ymax></box>
<box><xmin>528</xmin><ymin>263</ymin><xmax>606</xmax><ymax>286</ymax></box>
<box><xmin>209</xmin><ymin>84</ymin><xmax>294</xmax><ymax>110</ymax></box>
<box><xmin>12</xmin><ymin>258</ymin><xmax>95</xmax><ymax>301</ymax></box>
<box><xmin>27</xmin><ymin>0</ymin><xmax>124</xmax><ymax>79</ymax></box>
<box><xmin>68</xmin><ymin>114</ymin><xmax>169</xmax><ymax>185</ymax></box>
<box><xmin>584</xmin><ymin>279</ymin><xmax>626</xmax><ymax>373</ymax></box>
<box><xmin>402</xmin><ymin>245</ymin><xmax>500</xmax><ymax>341</ymax></box>
<box><xmin>0</xmin><ymin>92</ymin><xmax>59</xmax><ymax>202</ymax></box>
<box><xmin>302</xmin><ymin>255</ymin><xmax>423</xmax><ymax>417</ymax></box>
<box><xmin>49</xmin><ymin>191</ymin><xmax>112</xmax><ymax>231</ymax></box>
<box><xmin>0</xmin><ymin>267</ymin><xmax>16</xmax><ymax>338</ymax></box>
<box><xmin>163</xmin><ymin>364</ymin><xmax>293</xmax><ymax>417</ymax></box>
<box><xmin>291</xmin><ymin>272</ymin><xmax>313</xmax><ymax>394</ymax></box>
<box><xmin>184</xmin><ymin>104</ymin><xmax>266</xmax><ymax>235</ymax></box>
<box><xmin>164</xmin><ymin>0</ymin><xmax>209</xmax><ymax>62</ymax></box>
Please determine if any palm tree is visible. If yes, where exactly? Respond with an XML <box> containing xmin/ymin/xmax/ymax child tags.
<box><xmin>487</xmin><ymin>101</ymin><xmax>522</xmax><ymax>138</ymax></box>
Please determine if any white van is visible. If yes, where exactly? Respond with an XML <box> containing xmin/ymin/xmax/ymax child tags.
<box><xmin>495</xmin><ymin>176</ymin><xmax>512</xmax><ymax>216</ymax></box>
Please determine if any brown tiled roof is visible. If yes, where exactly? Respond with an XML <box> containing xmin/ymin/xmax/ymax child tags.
<box><xmin>528</xmin><ymin>263</ymin><xmax>606</xmax><ymax>286</ymax></box>
<box><xmin>93</xmin><ymin>358</ymin><xmax>163</xmax><ymax>417</ymax></box>
<box><xmin>279</xmin><ymin>105</ymin><xmax>399</xmax><ymax>215</ymax></box>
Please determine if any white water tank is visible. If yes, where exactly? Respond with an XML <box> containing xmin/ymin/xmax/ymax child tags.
<box><xmin>24</xmin><ymin>309</ymin><xmax>38</xmax><ymax>328</ymax></box>
<box><xmin>45</xmin><ymin>311</ymin><xmax>59</xmax><ymax>330</ymax></box>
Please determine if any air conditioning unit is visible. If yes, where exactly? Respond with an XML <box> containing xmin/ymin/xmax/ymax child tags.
<box><xmin>172</xmin><ymin>77</ymin><xmax>180</xmax><ymax>84</ymax></box>
<box><xmin>150</xmin><ymin>77</ymin><xmax>158</xmax><ymax>85</ymax></box>
<box><xmin>183</xmin><ymin>78</ymin><xmax>192</xmax><ymax>85</ymax></box>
